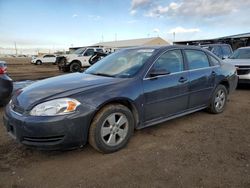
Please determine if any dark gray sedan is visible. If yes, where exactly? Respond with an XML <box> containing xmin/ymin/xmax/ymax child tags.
<box><xmin>3</xmin><ymin>45</ymin><xmax>238</xmax><ymax>153</ymax></box>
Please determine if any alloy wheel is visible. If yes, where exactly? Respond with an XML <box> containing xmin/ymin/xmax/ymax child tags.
<box><xmin>214</xmin><ymin>89</ymin><xmax>226</xmax><ymax>111</ymax></box>
<box><xmin>101</xmin><ymin>113</ymin><xmax>129</xmax><ymax>147</ymax></box>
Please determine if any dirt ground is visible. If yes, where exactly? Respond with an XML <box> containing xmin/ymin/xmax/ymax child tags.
<box><xmin>0</xmin><ymin>86</ymin><xmax>249</xmax><ymax>187</ymax></box>
<box><xmin>0</xmin><ymin>57</ymin><xmax>250</xmax><ymax>187</ymax></box>
<box><xmin>1</xmin><ymin>57</ymin><xmax>64</xmax><ymax>81</ymax></box>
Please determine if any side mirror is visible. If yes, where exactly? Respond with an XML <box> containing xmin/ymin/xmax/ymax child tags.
<box><xmin>149</xmin><ymin>69</ymin><xmax>170</xmax><ymax>77</ymax></box>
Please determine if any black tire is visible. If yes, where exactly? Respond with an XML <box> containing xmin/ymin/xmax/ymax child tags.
<box><xmin>70</xmin><ymin>62</ymin><xmax>81</xmax><ymax>72</ymax></box>
<box><xmin>36</xmin><ymin>60</ymin><xmax>42</xmax><ymax>65</ymax></box>
<box><xmin>207</xmin><ymin>84</ymin><xmax>228</xmax><ymax>114</ymax></box>
<box><xmin>89</xmin><ymin>104</ymin><xmax>135</xmax><ymax>153</ymax></box>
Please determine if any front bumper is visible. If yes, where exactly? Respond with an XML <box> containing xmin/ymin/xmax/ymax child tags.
<box><xmin>3</xmin><ymin>103</ymin><xmax>95</xmax><ymax>150</ymax></box>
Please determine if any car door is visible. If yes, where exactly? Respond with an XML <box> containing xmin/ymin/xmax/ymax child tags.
<box><xmin>42</xmin><ymin>55</ymin><xmax>50</xmax><ymax>63</ymax></box>
<box><xmin>143</xmin><ymin>49</ymin><xmax>189</xmax><ymax>122</ymax></box>
<box><xmin>48</xmin><ymin>55</ymin><xmax>56</xmax><ymax>63</ymax></box>
<box><xmin>184</xmin><ymin>50</ymin><xmax>215</xmax><ymax>109</ymax></box>
<box><xmin>82</xmin><ymin>49</ymin><xmax>95</xmax><ymax>63</ymax></box>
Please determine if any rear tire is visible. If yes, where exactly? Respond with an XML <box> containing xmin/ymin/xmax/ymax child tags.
<box><xmin>207</xmin><ymin>84</ymin><xmax>228</xmax><ymax>114</ymax></box>
<box><xmin>89</xmin><ymin>104</ymin><xmax>134</xmax><ymax>153</ymax></box>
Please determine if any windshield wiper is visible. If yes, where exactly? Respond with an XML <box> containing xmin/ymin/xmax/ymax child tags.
<box><xmin>90</xmin><ymin>72</ymin><xmax>114</xmax><ymax>77</ymax></box>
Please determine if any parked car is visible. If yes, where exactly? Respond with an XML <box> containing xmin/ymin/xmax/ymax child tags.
<box><xmin>56</xmin><ymin>47</ymin><xmax>104</xmax><ymax>72</ymax></box>
<box><xmin>201</xmin><ymin>44</ymin><xmax>233</xmax><ymax>59</ymax></box>
<box><xmin>31</xmin><ymin>54</ymin><xmax>57</xmax><ymax>65</ymax></box>
<box><xmin>3</xmin><ymin>45</ymin><xmax>238</xmax><ymax>153</ymax></box>
<box><xmin>224</xmin><ymin>47</ymin><xmax>250</xmax><ymax>84</ymax></box>
<box><xmin>0</xmin><ymin>61</ymin><xmax>13</xmax><ymax>106</ymax></box>
<box><xmin>89</xmin><ymin>51</ymin><xmax>108</xmax><ymax>65</ymax></box>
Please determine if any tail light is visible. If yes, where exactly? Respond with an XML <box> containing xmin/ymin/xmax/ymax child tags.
<box><xmin>0</xmin><ymin>66</ymin><xmax>7</xmax><ymax>74</ymax></box>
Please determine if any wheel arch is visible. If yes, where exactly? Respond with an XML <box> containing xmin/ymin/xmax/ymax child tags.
<box><xmin>92</xmin><ymin>98</ymin><xmax>140</xmax><ymax>129</ymax></box>
<box><xmin>70</xmin><ymin>60</ymin><xmax>82</xmax><ymax>66</ymax></box>
<box><xmin>218</xmin><ymin>79</ymin><xmax>230</xmax><ymax>93</ymax></box>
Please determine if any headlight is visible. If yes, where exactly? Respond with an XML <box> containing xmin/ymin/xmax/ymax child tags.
<box><xmin>30</xmin><ymin>98</ymin><xmax>81</xmax><ymax>116</ymax></box>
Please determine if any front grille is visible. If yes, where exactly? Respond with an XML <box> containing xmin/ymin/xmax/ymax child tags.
<box><xmin>23</xmin><ymin>135</ymin><xmax>64</xmax><ymax>143</ymax></box>
<box><xmin>236</xmin><ymin>65</ymin><xmax>250</xmax><ymax>75</ymax></box>
<box><xmin>236</xmin><ymin>65</ymin><xmax>250</xmax><ymax>69</ymax></box>
<box><xmin>237</xmin><ymin>69</ymin><xmax>250</xmax><ymax>75</ymax></box>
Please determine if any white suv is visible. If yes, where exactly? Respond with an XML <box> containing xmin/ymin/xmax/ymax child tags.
<box><xmin>57</xmin><ymin>47</ymin><xmax>104</xmax><ymax>72</ymax></box>
<box><xmin>31</xmin><ymin>54</ymin><xmax>57</xmax><ymax>65</ymax></box>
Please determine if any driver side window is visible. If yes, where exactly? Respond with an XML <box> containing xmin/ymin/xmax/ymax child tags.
<box><xmin>152</xmin><ymin>50</ymin><xmax>184</xmax><ymax>74</ymax></box>
<box><xmin>84</xmin><ymin>49</ymin><xmax>95</xmax><ymax>56</ymax></box>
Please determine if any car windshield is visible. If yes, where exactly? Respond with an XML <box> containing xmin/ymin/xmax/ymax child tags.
<box><xmin>85</xmin><ymin>48</ymin><xmax>155</xmax><ymax>78</ymax></box>
<box><xmin>229</xmin><ymin>48</ymin><xmax>250</xmax><ymax>59</ymax></box>
<box><xmin>71</xmin><ymin>48</ymin><xmax>86</xmax><ymax>55</ymax></box>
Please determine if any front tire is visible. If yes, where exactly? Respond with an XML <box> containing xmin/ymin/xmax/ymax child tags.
<box><xmin>36</xmin><ymin>60</ymin><xmax>42</xmax><ymax>65</ymax></box>
<box><xmin>208</xmin><ymin>84</ymin><xmax>228</xmax><ymax>114</ymax></box>
<box><xmin>70</xmin><ymin>62</ymin><xmax>81</xmax><ymax>72</ymax></box>
<box><xmin>89</xmin><ymin>104</ymin><xmax>135</xmax><ymax>153</ymax></box>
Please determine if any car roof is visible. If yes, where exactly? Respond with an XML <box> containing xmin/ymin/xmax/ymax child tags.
<box><xmin>124</xmin><ymin>45</ymin><xmax>207</xmax><ymax>51</ymax></box>
<box><xmin>200</xmin><ymin>43</ymin><xmax>230</xmax><ymax>47</ymax></box>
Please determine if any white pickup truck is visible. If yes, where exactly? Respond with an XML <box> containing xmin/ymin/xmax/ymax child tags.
<box><xmin>57</xmin><ymin>47</ymin><xmax>104</xmax><ymax>72</ymax></box>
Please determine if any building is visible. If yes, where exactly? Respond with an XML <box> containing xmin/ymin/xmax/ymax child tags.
<box><xmin>174</xmin><ymin>32</ymin><xmax>250</xmax><ymax>50</ymax></box>
<box><xmin>94</xmin><ymin>37</ymin><xmax>169</xmax><ymax>48</ymax></box>
<box><xmin>69</xmin><ymin>37</ymin><xmax>170</xmax><ymax>52</ymax></box>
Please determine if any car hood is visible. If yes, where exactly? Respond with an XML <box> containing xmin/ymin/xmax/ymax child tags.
<box><xmin>62</xmin><ymin>54</ymin><xmax>78</xmax><ymax>59</ymax></box>
<box><xmin>223</xmin><ymin>58</ymin><xmax>250</xmax><ymax>66</ymax></box>
<box><xmin>14</xmin><ymin>73</ymin><xmax>123</xmax><ymax>110</ymax></box>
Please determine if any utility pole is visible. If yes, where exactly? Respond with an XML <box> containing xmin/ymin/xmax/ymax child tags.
<box><xmin>115</xmin><ymin>33</ymin><xmax>117</xmax><ymax>41</ymax></box>
<box><xmin>173</xmin><ymin>32</ymin><xmax>176</xmax><ymax>43</ymax></box>
<box><xmin>14</xmin><ymin>42</ymin><xmax>17</xmax><ymax>55</ymax></box>
<box><xmin>101</xmin><ymin>34</ymin><xmax>104</xmax><ymax>42</ymax></box>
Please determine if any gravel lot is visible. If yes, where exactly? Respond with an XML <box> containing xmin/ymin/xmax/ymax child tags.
<box><xmin>0</xmin><ymin>86</ymin><xmax>249</xmax><ymax>188</ymax></box>
<box><xmin>1</xmin><ymin>57</ymin><xmax>64</xmax><ymax>81</ymax></box>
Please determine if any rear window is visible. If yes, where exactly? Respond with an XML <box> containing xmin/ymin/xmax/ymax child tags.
<box><xmin>221</xmin><ymin>46</ymin><xmax>232</xmax><ymax>56</ymax></box>
<box><xmin>96</xmin><ymin>49</ymin><xmax>104</xmax><ymax>53</ymax></box>
<box><xmin>211</xmin><ymin>46</ymin><xmax>223</xmax><ymax>58</ymax></box>
<box><xmin>184</xmin><ymin>50</ymin><xmax>210</xmax><ymax>70</ymax></box>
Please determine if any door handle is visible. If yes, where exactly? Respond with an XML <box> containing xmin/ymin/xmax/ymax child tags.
<box><xmin>179</xmin><ymin>77</ymin><xmax>188</xmax><ymax>83</ymax></box>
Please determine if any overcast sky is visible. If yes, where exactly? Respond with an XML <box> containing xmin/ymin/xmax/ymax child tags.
<box><xmin>0</xmin><ymin>0</ymin><xmax>250</xmax><ymax>49</ymax></box>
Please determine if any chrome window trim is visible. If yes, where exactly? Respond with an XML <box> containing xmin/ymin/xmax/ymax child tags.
<box><xmin>143</xmin><ymin>66</ymin><xmax>220</xmax><ymax>80</ymax></box>
<box><xmin>143</xmin><ymin>48</ymin><xmax>220</xmax><ymax>81</ymax></box>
